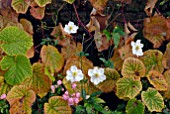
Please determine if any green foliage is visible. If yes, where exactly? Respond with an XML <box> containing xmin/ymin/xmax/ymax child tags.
<box><xmin>126</xmin><ymin>98</ymin><xmax>145</xmax><ymax>114</ymax></box>
<box><xmin>0</xmin><ymin>100</ymin><xmax>9</xmax><ymax>114</ymax></box>
<box><xmin>0</xmin><ymin>26</ymin><xmax>33</xmax><ymax>56</ymax></box>
<box><xmin>99</xmin><ymin>58</ymin><xmax>114</xmax><ymax>68</ymax></box>
<box><xmin>0</xmin><ymin>55</ymin><xmax>32</xmax><ymax>85</ymax></box>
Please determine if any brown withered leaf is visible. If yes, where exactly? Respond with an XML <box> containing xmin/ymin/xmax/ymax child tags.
<box><xmin>61</xmin><ymin>42</ymin><xmax>82</xmax><ymax>60</ymax></box>
<box><xmin>163</xmin><ymin>70</ymin><xmax>170</xmax><ymax>99</ymax></box>
<box><xmin>110</xmin><ymin>49</ymin><xmax>123</xmax><ymax>71</ymax></box>
<box><xmin>30</xmin><ymin>5</ymin><xmax>45</xmax><ymax>20</ymax></box>
<box><xmin>50</xmin><ymin>23</ymin><xmax>72</xmax><ymax>46</ymax></box>
<box><xmin>26</xmin><ymin>46</ymin><xmax>35</xmax><ymax>58</ymax></box>
<box><xmin>144</xmin><ymin>0</ymin><xmax>158</xmax><ymax>16</ymax></box>
<box><xmin>63</xmin><ymin>56</ymin><xmax>93</xmax><ymax>77</ymax></box>
<box><xmin>86</xmin><ymin>16</ymin><xmax>98</xmax><ymax>32</ymax></box>
<box><xmin>143</xmin><ymin>15</ymin><xmax>166</xmax><ymax>48</ymax></box>
<box><xmin>118</xmin><ymin>43</ymin><xmax>134</xmax><ymax>60</ymax></box>
<box><xmin>165</xmin><ymin>18</ymin><xmax>170</xmax><ymax>41</ymax></box>
<box><xmin>162</xmin><ymin>43</ymin><xmax>170</xmax><ymax>69</ymax></box>
<box><xmin>147</xmin><ymin>70</ymin><xmax>168</xmax><ymax>91</ymax></box>
<box><xmin>89</xmin><ymin>0</ymin><xmax>108</xmax><ymax>11</ymax></box>
<box><xmin>20</xmin><ymin>18</ymin><xmax>34</xmax><ymax>35</ymax></box>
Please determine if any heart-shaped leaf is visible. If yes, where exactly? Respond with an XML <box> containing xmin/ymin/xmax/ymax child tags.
<box><xmin>140</xmin><ymin>50</ymin><xmax>164</xmax><ymax>74</ymax></box>
<box><xmin>34</xmin><ymin>0</ymin><xmax>52</xmax><ymax>7</ymax></box>
<box><xmin>162</xmin><ymin>42</ymin><xmax>170</xmax><ymax>69</ymax></box>
<box><xmin>116</xmin><ymin>76</ymin><xmax>142</xmax><ymax>100</ymax></box>
<box><xmin>11</xmin><ymin>0</ymin><xmax>31</xmax><ymax>14</ymax></box>
<box><xmin>23</xmin><ymin>63</ymin><xmax>52</xmax><ymax>96</ymax></box>
<box><xmin>141</xmin><ymin>87</ymin><xmax>164</xmax><ymax>112</ymax></box>
<box><xmin>146</xmin><ymin>70</ymin><xmax>168</xmax><ymax>91</ymax></box>
<box><xmin>163</xmin><ymin>70</ymin><xmax>170</xmax><ymax>99</ymax></box>
<box><xmin>0</xmin><ymin>55</ymin><xmax>32</xmax><ymax>85</ymax></box>
<box><xmin>7</xmin><ymin>85</ymin><xmax>36</xmax><ymax>114</ymax></box>
<box><xmin>40</xmin><ymin>45</ymin><xmax>64</xmax><ymax>73</ymax></box>
<box><xmin>44</xmin><ymin>96</ymin><xmax>72</xmax><ymax>114</ymax></box>
<box><xmin>126</xmin><ymin>98</ymin><xmax>145</xmax><ymax>114</ymax></box>
<box><xmin>97</xmin><ymin>68</ymin><xmax>120</xmax><ymax>93</ymax></box>
<box><xmin>121</xmin><ymin>57</ymin><xmax>146</xmax><ymax>77</ymax></box>
<box><xmin>0</xmin><ymin>26</ymin><xmax>33</xmax><ymax>56</ymax></box>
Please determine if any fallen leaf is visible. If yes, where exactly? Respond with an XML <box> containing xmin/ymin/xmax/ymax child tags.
<box><xmin>144</xmin><ymin>0</ymin><xmax>158</xmax><ymax>16</ymax></box>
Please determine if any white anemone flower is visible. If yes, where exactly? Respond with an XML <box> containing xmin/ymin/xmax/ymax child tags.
<box><xmin>64</xmin><ymin>21</ymin><xmax>79</xmax><ymax>34</ymax></box>
<box><xmin>131</xmin><ymin>40</ymin><xmax>144</xmax><ymax>57</ymax></box>
<box><xmin>66</xmin><ymin>65</ymin><xmax>84</xmax><ymax>83</ymax></box>
<box><xmin>88</xmin><ymin>67</ymin><xmax>106</xmax><ymax>85</ymax></box>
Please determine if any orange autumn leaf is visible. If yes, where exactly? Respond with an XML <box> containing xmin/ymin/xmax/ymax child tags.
<box><xmin>61</xmin><ymin>42</ymin><xmax>82</xmax><ymax>60</ymax></box>
<box><xmin>147</xmin><ymin>70</ymin><xmax>168</xmax><ymax>91</ymax></box>
<box><xmin>118</xmin><ymin>44</ymin><xmax>134</xmax><ymax>60</ymax></box>
<box><xmin>30</xmin><ymin>5</ymin><xmax>45</xmax><ymax>20</ymax></box>
<box><xmin>26</xmin><ymin>46</ymin><xmax>35</xmax><ymax>58</ymax></box>
<box><xmin>163</xmin><ymin>70</ymin><xmax>170</xmax><ymax>99</ymax></box>
<box><xmin>143</xmin><ymin>15</ymin><xmax>166</xmax><ymax>48</ymax></box>
<box><xmin>20</xmin><ymin>18</ymin><xmax>34</xmax><ymax>35</ymax></box>
<box><xmin>144</xmin><ymin>0</ymin><xmax>158</xmax><ymax>16</ymax></box>
<box><xmin>162</xmin><ymin>43</ymin><xmax>170</xmax><ymax>69</ymax></box>
<box><xmin>40</xmin><ymin>45</ymin><xmax>64</xmax><ymax>73</ymax></box>
<box><xmin>50</xmin><ymin>23</ymin><xmax>72</xmax><ymax>46</ymax></box>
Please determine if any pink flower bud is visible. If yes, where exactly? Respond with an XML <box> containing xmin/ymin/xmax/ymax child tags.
<box><xmin>61</xmin><ymin>88</ymin><xmax>64</xmax><ymax>91</ymax></box>
<box><xmin>50</xmin><ymin>85</ymin><xmax>55</xmax><ymax>93</ymax></box>
<box><xmin>73</xmin><ymin>97</ymin><xmax>79</xmax><ymax>104</ymax></box>
<box><xmin>0</xmin><ymin>94</ymin><xmax>6</xmax><ymax>99</ymax></box>
<box><xmin>68</xmin><ymin>97</ymin><xmax>74</xmax><ymax>105</ymax></box>
<box><xmin>71</xmin><ymin>93</ymin><xmax>75</xmax><ymax>97</ymax></box>
<box><xmin>71</xmin><ymin>83</ymin><xmax>77</xmax><ymax>89</ymax></box>
<box><xmin>64</xmin><ymin>91</ymin><xmax>68</xmax><ymax>95</ymax></box>
<box><xmin>62</xmin><ymin>94</ymin><xmax>69</xmax><ymax>100</ymax></box>
<box><xmin>75</xmin><ymin>92</ymin><xmax>80</xmax><ymax>98</ymax></box>
<box><xmin>57</xmin><ymin>80</ymin><xmax>62</xmax><ymax>85</ymax></box>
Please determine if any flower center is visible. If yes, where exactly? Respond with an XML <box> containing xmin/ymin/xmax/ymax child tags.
<box><xmin>135</xmin><ymin>46</ymin><xmax>140</xmax><ymax>51</ymax></box>
<box><xmin>73</xmin><ymin>72</ymin><xmax>77</xmax><ymax>77</ymax></box>
<box><xmin>94</xmin><ymin>73</ymin><xmax>99</xmax><ymax>77</ymax></box>
<box><xmin>69</xmin><ymin>26</ymin><xmax>73</xmax><ymax>31</ymax></box>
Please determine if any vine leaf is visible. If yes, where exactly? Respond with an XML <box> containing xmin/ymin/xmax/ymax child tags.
<box><xmin>44</xmin><ymin>96</ymin><xmax>72</xmax><ymax>114</ymax></box>
<box><xmin>140</xmin><ymin>49</ymin><xmax>164</xmax><ymax>74</ymax></box>
<box><xmin>0</xmin><ymin>26</ymin><xmax>33</xmax><ymax>56</ymax></box>
<box><xmin>146</xmin><ymin>70</ymin><xmax>168</xmax><ymax>91</ymax></box>
<box><xmin>23</xmin><ymin>63</ymin><xmax>52</xmax><ymax>96</ymax></box>
<box><xmin>97</xmin><ymin>68</ymin><xmax>120</xmax><ymax>93</ymax></box>
<box><xmin>162</xmin><ymin>43</ymin><xmax>170</xmax><ymax>69</ymax></box>
<box><xmin>63</xmin><ymin>0</ymin><xmax>75</xmax><ymax>4</ymax></box>
<box><xmin>34</xmin><ymin>0</ymin><xmax>52</xmax><ymax>7</ymax></box>
<box><xmin>116</xmin><ymin>76</ymin><xmax>142</xmax><ymax>100</ymax></box>
<box><xmin>63</xmin><ymin>56</ymin><xmax>93</xmax><ymax>76</ymax></box>
<box><xmin>0</xmin><ymin>55</ymin><xmax>33</xmax><ymax>85</ymax></box>
<box><xmin>6</xmin><ymin>85</ymin><xmax>36</xmax><ymax>114</ymax></box>
<box><xmin>30</xmin><ymin>4</ymin><xmax>45</xmax><ymax>20</ymax></box>
<box><xmin>11</xmin><ymin>0</ymin><xmax>31</xmax><ymax>14</ymax></box>
<box><xmin>126</xmin><ymin>98</ymin><xmax>145</xmax><ymax>114</ymax></box>
<box><xmin>163</xmin><ymin>70</ymin><xmax>170</xmax><ymax>99</ymax></box>
<box><xmin>40</xmin><ymin>45</ymin><xmax>64</xmax><ymax>73</ymax></box>
<box><xmin>63</xmin><ymin>78</ymin><xmax>100</xmax><ymax>95</ymax></box>
<box><xmin>141</xmin><ymin>87</ymin><xmax>164</xmax><ymax>112</ymax></box>
<box><xmin>121</xmin><ymin>57</ymin><xmax>146</xmax><ymax>78</ymax></box>
<box><xmin>20</xmin><ymin>18</ymin><xmax>34</xmax><ymax>35</ymax></box>
<box><xmin>143</xmin><ymin>15</ymin><xmax>166</xmax><ymax>48</ymax></box>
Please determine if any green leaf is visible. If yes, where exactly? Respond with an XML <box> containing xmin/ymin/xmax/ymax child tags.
<box><xmin>94</xmin><ymin>98</ymin><xmax>105</xmax><ymax>104</ymax></box>
<box><xmin>112</xmin><ymin>33</ymin><xmax>120</xmax><ymax>49</ymax></box>
<box><xmin>86</xmin><ymin>104</ymin><xmax>93</xmax><ymax>114</ymax></box>
<box><xmin>103</xmin><ymin>29</ymin><xmax>111</xmax><ymax>41</ymax></box>
<box><xmin>0</xmin><ymin>55</ymin><xmax>32</xmax><ymax>85</ymax></box>
<box><xmin>6</xmin><ymin>85</ymin><xmax>36</xmax><ymax>114</ymax></box>
<box><xmin>141</xmin><ymin>87</ymin><xmax>164</xmax><ymax>112</ymax></box>
<box><xmin>126</xmin><ymin>98</ymin><xmax>145</xmax><ymax>114</ymax></box>
<box><xmin>63</xmin><ymin>0</ymin><xmax>75</xmax><ymax>4</ymax></box>
<box><xmin>81</xmin><ymin>89</ymin><xmax>86</xmax><ymax>101</ymax></box>
<box><xmin>34</xmin><ymin>0</ymin><xmax>52</xmax><ymax>7</ymax></box>
<box><xmin>0</xmin><ymin>26</ymin><xmax>33</xmax><ymax>56</ymax></box>
<box><xmin>75</xmin><ymin>105</ymin><xmax>85</xmax><ymax>114</ymax></box>
<box><xmin>11</xmin><ymin>0</ymin><xmax>30</xmax><ymax>13</ymax></box>
<box><xmin>23</xmin><ymin>63</ymin><xmax>52</xmax><ymax>96</ymax></box>
<box><xmin>93</xmin><ymin>103</ymin><xmax>108</xmax><ymax>114</ymax></box>
<box><xmin>44</xmin><ymin>96</ymin><xmax>72</xmax><ymax>114</ymax></box>
<box><xmin>116</xmin><ymin>76</ymin><xmax>142</xmax><ymax>100</ymax></box>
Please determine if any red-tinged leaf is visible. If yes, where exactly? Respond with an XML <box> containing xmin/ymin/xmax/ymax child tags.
<box><xmin>30</xmin><ymin>5</ymin><xmax>45</xmax><ymax>20</ymax></box>
<box><xmin>144</xmin><ymin>0</ymin><xmax>158</xmax><ymax>16</ymax></box>
<box><xmin>20</xmin><ymin>18</ymin><xmax>34</xmax><ymax>35</ymax></box>
<box><xmin>7</xmin><ymin>85</ymin><xmax>36</xmax><ymax>114</ymax></box>
<box><xmin>162</xmin><ymin>43</ymin><xmax>170</xmax><ymax>69</ymax></box>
